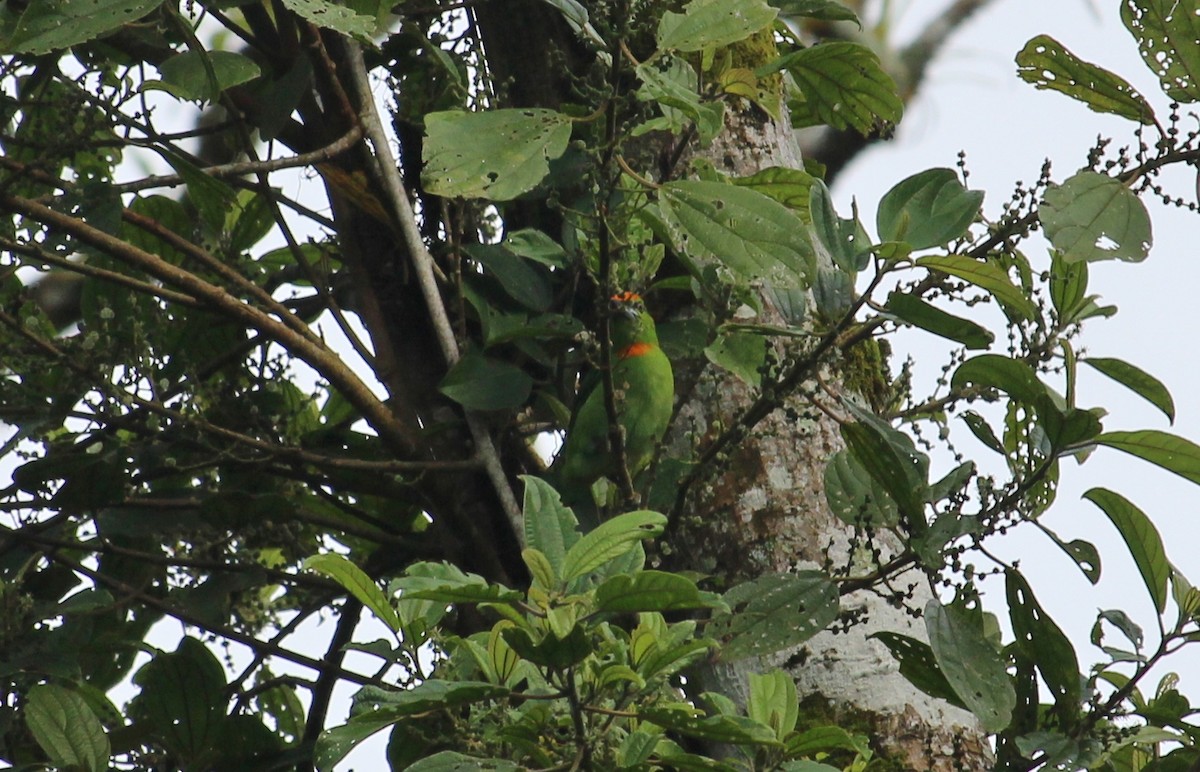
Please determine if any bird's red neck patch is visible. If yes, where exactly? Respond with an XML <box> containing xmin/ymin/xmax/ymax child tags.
<box><xmin>618</xmin><ymin>342</ymin><xmax>654</xmax><ymax>359</ymax></box>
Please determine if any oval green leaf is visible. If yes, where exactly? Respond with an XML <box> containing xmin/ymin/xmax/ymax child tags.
<box><xmin>26</xmin><ymin>684</ymin><xmax>110</xmax><ymax>772</ymax></box>
<box><xmin>561</xmin><ymin>510</ymin><xmax>666</xmax><ymax>581</ymax></box>
<box><xmin>877</xmin><ymin>168</ymin><xmax>983</xmax><ymax>250</ymax></box>
<box><xmin>1097</xmin><ymin>429</ymin><xmax>1200</xmax><ymax>486</ymax></box>
<box><xmin>439</xmin><ymin>350</ymin><xmax>533</xmax><ymax>411</ymax></box>
<box><xmin>925</xmin><ymin>600</ymin><xmax>1016</xmax><ymax>732</ymax></box>
<box><xmin>1041</xmin><ymin>171</ymin><xmax>1152</xmax><ymax>263</ymax></box>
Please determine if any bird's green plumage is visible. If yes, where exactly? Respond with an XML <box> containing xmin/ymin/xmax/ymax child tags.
<box><xmin>552</xmin><ymin>293</ymin><xmax>674</xmax><ymax>519</ymax></box>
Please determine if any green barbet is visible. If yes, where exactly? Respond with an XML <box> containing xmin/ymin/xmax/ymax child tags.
<box><xmin>552</xmin><ymin>292</ymin><xmax>674</xmax><ymax>521</ymax></box>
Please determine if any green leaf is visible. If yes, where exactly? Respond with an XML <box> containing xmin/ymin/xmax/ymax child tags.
<box><xmin>768</xmin><ymin>41</ymin><xmax>903</xmax><ymax>135</ymax></box>
<box><xmin>422</xmin><ymin>109</ymin><xmax>573</xmax><ymax>201</ymax></box>
<box><xmin>705</xmin><ymin>331</ymin><xmax>766</xmax><ymax>387</ymax></box>
<box><xmin>594</xmin><ymin>570</ymin><xmax>718</xmax><ymax>613</ymax></box>
<box><xmin>1016</xmin><ymin>35</ymin><xmax>1155</xmax><ymax>123</ymax></box>
<box><xmin>1040</xmin><ymin>171</ymin><xmax>1152</xmax><ymax>263</ymax></box>
<box><xmin>1083</xmin><ymin>488</ymin><xmax>1169</xmax><ymax>614</ymax></box>
<box><xmin>785</xmin><ymin>725</ymin><xmax>865</xmax><ymax>758</ymax></box>
<box><xmin>640</xmin><ymin>705</ymin><xmax>779</xmax><ymax>746</ymax></box>
<box><xmin>280</xmin><ymin>0</ymin><xmax>375</xmax><ymax>39</ymax></box>
<box><xmin>659</xmin><ymin>179</ymin><xmax>816</xmax><ymax>288</ymax></box>
<box><xmin>839</xmin><ymin>402</ymin><xmax>929</xmax><ymax>534</ymax></box>
<box><xmin>951</xmin><ymin>354</ymin><xmax>1046</xmax><ymax>407</ymax></box>
<box><xmin>961</xmin><ymin>411</ymin><xmax>1005</xmax><ymax>455</ymax></box>
<box><xmin>773</xmin><ymin>0</ymin><xmax>860</xmax><ymax>26</ymax></box>
<box><xmin>153</xmin><ymin>147</ymin><xmax>239</xmax><ymax>234</ymax></box>
<box><xmin>533</xmin><ymin>0</ymin><xmax>605</xmax><ymax>49</ymax></box>
<box><xmin>1122</xmin><ymin>0</ymin><xmax>1200</xmax><ymax>103</ymax></box>
<box><xmin>521</xmin><ymin>476</ymin><xmax>579</xmax><ymax>575</ymax></box>
<box><xmin>748</xmin><ymin>670</ymin><xmax>798</xmax><ymax>740</ymax></box>
<box><xmin>129</xmin><ymin>638</ymin><xmax>227</xmax><ymax>763</ymax></box>
<box><xmin>809</xmin><ymin>178</ymin><xmax>868</xmax><ymax>271</ymax></box>
<box><xmin>877</xmin><ymin>168</ymin><xmax>983</xmax><ymax>250</ymax></box>
<box><xmin>1006</xmin><ymin>569</ymin><xmax>1081</xmax><ymax>723</ymax></box>
<box><xmin>148</xmin><ymin>50</ymin><xmax>262</xmax><ymax>103</ymax></box>
<box><xmin>886</xmin><ymin>291</ymin><xmax>993</xmax><ymax>349</ymax></box>
<box><xmin>1098</xmin><ymin>429</ymin><xmax>1200</xmax><ymax>487</ymax></box>
<box><xmin>465</xmin><ymin>243</ymin><xmax>552</xmax><ymax>312</ymax></box>
<box><xmin>823</xmin><ymin>449</ymin><xmax>900</xmax><ymax>528</ymax></box>
<box><xmin>733</xmin><ymin>165</ymin><xmax>816</xmax><ymax>213</ymax></box>
<box><xmin>656</xmin><ymin>0</ymin><xmax>778</xmax><ymax>53</ymax></box>
<box><xmin>635</xmin><ymin>56</ymin><xmax>727</xmax><ymax>144</ymax></box>
<box><xmin>561</xmin><ymin>510</ymin><xmax>666</xmax><ymax>581</ymax></box>
<box><xmin>711</xmin><ymin>572</ymin><xmax>839</xmax><ymax>660</ymax></box>
<box><xmin>925</xmin><ymin>600</ymin><xmax>1016</xmax><ymax>732</ymax></box>
<box><xmin>1041</xmin><ymin>525</ymin><xmax>1102</xmax><ymax>585</ymax></box>
<box><xmin>868</xmin><ymin>632</ymin><xmax>965</xmax><ymax>709</ymax></box>
<box><xmin>1083</xmin><ymin>357</ymin><xmax>1174</xmax><ymax>423</ymax></box>
<box><xmin>305</xmin><ymin>553</ymin><xmax>401</xmax><ymax>632</ymax></box>
<box><xmin>916</xmin><ymin>254</ymin><xmax>1038</xmax><ymax>320</ymax></box>
<box><xmin>25</xmin><ymin>684</ymin><xmax>110</xmax><ymax>772</ymax></box>
<box><xmin>404</xmin><ymin>751</ymin><xmax>522</xmax><ymax>771</ymax></box>
<box><xmin>4</xmin><ymin>0</ymin><xmax>162</xmax><ymax>54</ymax></box>
<box><xmin>439</xmin><ymin>349</ymin><xmax>533</xmax><ymax>411</ymax></box>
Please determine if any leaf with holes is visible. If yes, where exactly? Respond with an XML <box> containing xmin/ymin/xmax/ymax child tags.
<box><xmin>926</xmin><ymin>600</ymin><xmax>1015</xmax><ymax>732</ymax></box>
<box><xmin>1041</xmin><ymin>172</ymin><xmax>1152</xmax><ymax>263</ymax></box>
<box><xmin>1016</xmin><ymin>35</ymin><xmax>1155</xmax><ymax>123</ymax></box>
<box><xmin>659</xmin><ymin>180</ymin><xmax>815</xmax><ymax>288</ymax></box>
<box><xmin>710</xmin><ymin>571</ymin><xmax>839</xmax><ymax>660</ymax></box>
<box><xmin>1006</xmin><ymin>569</ymin><xmax>1081</xmax><ymax>727</ymax></box>
<box><xmin>766</xmin><ymin>42</ymin><xmax>903</xmax><ymax>135</ymax></box>
<box><xmin>4</xmin><ymin>0</ymin><xmax>162</xmax><ymax>54</ymax></box>
<box><xmin>656</xmin><ymin>0</ymin><xmax>777</xmax><ymax>53</ymax></box>
<box><xmin>1122</xmin><ymin>0</ymin><xmax>1200</xmax><ymax>102</ymax></box>
<box><xmin>423</xmin><ymin>109</ymin><xmax>573</xmax><ymax>201</ymax></box>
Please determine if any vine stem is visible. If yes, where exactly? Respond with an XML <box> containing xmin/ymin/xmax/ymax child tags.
<box><xmin>341</xmin><ymin>42</ymin><xmax>524</xmax><ymax>539</ymax></box>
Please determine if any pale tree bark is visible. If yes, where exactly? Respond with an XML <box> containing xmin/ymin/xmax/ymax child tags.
<box><xmin>661</xmin><ymin>77</ymin><xmax>993</xmax><ymax>772</ymax></box>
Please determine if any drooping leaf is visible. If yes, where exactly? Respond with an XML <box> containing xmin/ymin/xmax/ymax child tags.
<box><xmin>561</xmin><ymin>510</ymin><xmax>666</xmax><ymax>581</ymax></box>
<box><xmin>640</xmin><ymin>705</ymin><xmax>779</xmax><ymax>745</ymax></box>
<box><xmin>839</xmin><ymin>402</ymin><xmax>929</xmax><ymax>534</ymax></box>
<box><xmin>1083</xmin><ymin>357</ymin><xmax>1175</xmax><ymax>423</ymax></box>
<box><xmin>439</xmin><ymin>349</ymin><xmax>533</xmax><ymax>411</ymax></box>
<box><xmin>422</xmin><ymin>109</ymin><xmax>573</xmax><ymax>201</ymax></box>
<box><xmin>128</xmin><ymin>638</ymin><xmax>227</xmax><ymax>763</ymax></box>
<box><xmin>656</xmin><ymin>0</ymin><xmax>778</xmax><ymax>53</ymax></box>
<box><xmin>916</xmin><ymin>254</ymin><xmax>1038</xmax><ymax>320</ymax></box>
<box><xmin>466</xmin><ymin>243</ymin><xmax>553</xmax><ymax>312</ymax></box>
<box><xmin>772</xmin><ymin>0</ymin><xmax>860</xmax><ymax>26</ymax></box>
<box><xmin>533</xmin><ymin>0</ymin><xmax>605</xmax><ymax>49</ymax></box>
<box><xmin>961</xmin><ymin>411</ymin><xmax>1005</xmax><ymax>455</ymax></box>
<box><xmin>1016</xmin><ymin>35</ymin><xmax>1155</xmax><ymax>123</ymax></box>
<box><xmin>767</xmin><ymin>41</ymin><xmax>903</xmax><ymax>135</ymax></box>
<box><xmin>1083</xmin><ymin>488</ymin><xmax>1169</xmax><ymax>614</ymax></box>
<box><xmin>877</xmin><ymin>168</ymin><xmax>984</xmax><ymax>250</ymax></box>
<box><xmin>1121</xmin><ymin>0</ymin><xmax>1200</xmax><ymax>103</ymax></box>
<box><xmin>710</xmin><ymin>572</ymin><xmax>839</xmax><ymax>660</ymax></box>
<box><xmin>1040</xmin><ymin>524</ymin><xmax>1102</xmax><ymax>585</ymax></box>
<box><xmin>25</xmin><ymin>684</ymin><xmax>110</xmax><ymax>772</ymax></box>
<box><xmin>1040</xmin><ymin>171</ymin><xmax>1152</xmax><ymax>263</ymax></box>
<box><xmin>886</xmin><ymin>291</ymin><xmax>993</xmax><ymax>349</ymax></box>
<box><xmin>925</xmin><ymin>600</ymin><xmax>1016</xmax><ymax>732</ymax></box>
<box><xmin>305</xmin><ymin>553</ymin><xmax>401</xmax><ymax>631</ymax></box>
<box><xmin>869</xmin><ymin>632</ymin><xmax>965</xmax><ymax>709</ymax></box>
<box><xmin>1006</xmin><ymin>569</ymin><xmax>1081</xmax><ymax>725</ymax></box>
<box><xmin>658</xmin><ymin>179</ymin><xmax>815</xmax><ymax>287</ymax></box>
<box><xmin>1097</xmin><ymin>430</ymin><xmax>1200</xmax><ymax>487</ymax></box>
<box><xmin>3</xmin><ymin>0</ymin><xmax>163</xmax><ymax>54</ymax></box>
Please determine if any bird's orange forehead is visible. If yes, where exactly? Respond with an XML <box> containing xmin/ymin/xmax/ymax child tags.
<box><xmin>611</xmin><ymin>291</ymin><xmax>642</xmax><ymax>303</ymax></box>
